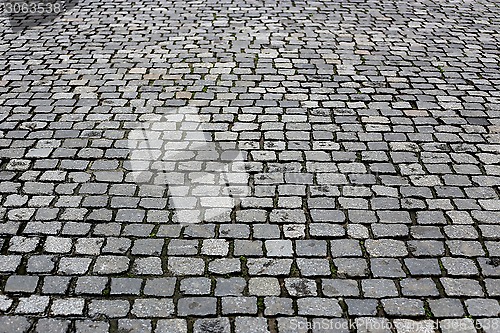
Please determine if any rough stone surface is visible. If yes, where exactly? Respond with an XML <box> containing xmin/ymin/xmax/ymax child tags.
<box><xmin>0</xmin><ymin>0</ymin><xmax>499</xmax><ymax>330</ymax></box>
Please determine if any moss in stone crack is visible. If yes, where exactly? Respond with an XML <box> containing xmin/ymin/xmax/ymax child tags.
<box><xmin>102</xmin><ymin>287</ymin><xmax>110</xmax><ymax>296</ymax></box>
<box><xmin>376</xmin><ymin>303</ymin><xmax>385</xmax><ymax>316</ymax></box>
<box><xmin>423</xmin><ymin>301</ymin><xmax>433</xmax><ymax>319</ymax></box>
<box><xmin>290</xmin><ymin>261</ymin><xmax>300</xmax><ymax>277</ymax></box>
<box><xmin>257</xmin><ymin>297</ymin><xmax>265</xmax><ymax>312</ymax></box>
<box><xmin>438</xmin><ymin>259</ymin><xmax>446</xmax><ymax>274</ymax></box>
<box><xmin>253</xmin><ymin>54</ymin><xmax>259</xmax><ymax>67</ymax></box>
<box><xmin>329</xmin><ymin>260</ymin><xmax>338</xmax><ymax>278</ymax></box>
<box><xmin>239</xmin><ymin>256</ymin><xmax>249</xmax><ymax>277</ymax></box>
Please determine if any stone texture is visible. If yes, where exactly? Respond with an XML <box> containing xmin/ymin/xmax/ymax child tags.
<box><xmin>0</xmin><ymin>0</ymin><xmax>499</xmax><ymax>328</ymax></box>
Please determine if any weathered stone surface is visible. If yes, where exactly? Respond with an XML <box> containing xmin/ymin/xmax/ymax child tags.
<box><xmin>0</xmin><ymin>0</ymin><xmax>499</xmax><ymax>328</ymax></box>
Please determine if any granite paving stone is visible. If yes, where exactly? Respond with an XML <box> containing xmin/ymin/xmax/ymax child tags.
<box><xmin>0</xmin><ymin>0</ymin><xmax>499</xmax><ymax>330</ymax></box>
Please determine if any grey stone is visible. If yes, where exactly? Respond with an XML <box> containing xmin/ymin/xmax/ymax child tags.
<box><xmin>296</xmin><ymin>258</ymin><xmax>332</xmax><ymax>276</ymax></box>
<box><xmin>15</xmin><ymin>295</ymin><xmax>50</xmax><ymax>314</ymax></box>
<box><xmin>362</xmin><ymin>279</ymin><xmax>398</xmax><ymax>298</ymax></box>
<box><xmin>381</xmin><ymin>298</ymin><xmax>424</xmax><ymax>316</ymax></box>
<box><xmin>247</xmin><ymin>258</ymin><xmax>292</xmax><ymax>276</ymax></box>
<box><xmin>131</xmin><ymin>298</ymin><xmax>174</xmax><ymax>318</ymax></box>
<box><xmin>180</xmin><ymin>277</ymin><xmax>212</xmax><ymax>295</ymax></box>
<box><xmin>42</xmin><ymin>276</ymin><xmax>71</xmax><ymax>295</ymax></box>
<box><xmin>75</xmin><ymin>276</ymin><xmax>108</xmax><ymax>295</ymax></box>
<box><xmin>4</xmin><ymin>275</ymin><xmax>39</xmax><ymax>293</ymax></box>
<box><xmin>35</xmin><ymin>319</ymin><xmax>70</xmax><ymax>333</ymax></box>
<box><xmin>215</xmin><ymin>277</ymin><xmax>246</xmax><ymax>296</ymax></box>
<box><xmin>51</xmin><ymin>298</ymin><xmax>85</xmax><ymax>316</ymax></box>
<box><xmin>428</xmin><ymin>299</ymin><xmax>465</xmax><ymax>318</ymax></box>
<box><xmin>132</xmin><ymin>257</ymin><xmax>163</xmax><ymax>275</ymax></box>
<box><xmin>441</xmin><ymin>278</ymin><xmax>484</xmax><ymax>296</ymax></box>
<box><xmin>155</xmin><ymin>319</ymin><xmax>187</xmax><ymax>333</ymax></box>
<box><xmin>222</xmin><ymin>297</ymin><xmax>257</xmax><ymax>315</ymax></box>
<box><xmin>88</xmin><ymin>300</ymin><xmax>130</xmax><ymax>318</ymax></box>
<box><xmin>322</xmin><ymin>279</ymin><xmax>359</xmax><ymax>297</ymax></box>
<box><xmin>178</xmin><ymin>297</ymin><xmax>217</xmax><ymax>316</ymax></box>
<box><xmin>365</xmin><ymin>239</ymin><xmax>408</xmax><ymax>257</ymax></box>
<box><xmin>111</xmin><ymin>278</ymin><xmax>143</xmax><ymax>295</ymax></box>
<box><xmin>118</xmin><ymin>319</ymin><xmax>152</xmax><ymax>333</ymax></box>
<box><xmin>297</xmin><ymin>298</ymin><xmax>342</xmax><ymax>317</ymax></box>
<box><xmin>144</xmin><ymin>278</ymin><xmax>176</xmax><ymax>297</ymax></box>
<box><xmin>371</xmin><ymin>258</ymin><xmax>406</xmax><ymax>278</ymax></box>
<box><xmin>0</xmin><ymin>316</ymin><xmax>32</xmax><ymax>333</ymax></box>
<box><xmin>168</xmin><ymin>257</ymin><xmax>205</xmax><ymax>276</ymax></box>
<box><xmin>249</xmin><ymin>277</ymin><xmax>281</xmax><ymax>296</ymax></box>
<box><xmin>264</xmin><ymin>297</ymin><xmax>294</xmax><ymax>316</ymax></box>
<box><xmin>400</xmin><ymin>278</ymin><xmax>439</xmax><ymax>297</ymax></box>
<box><xmin>465</xmin><ymin>299</ymin><xmax>500</xmax><ymax>317</ymax></box>
<box><xmin>285</xmin><ymin>278</ymin><xmax>318</xmax><ymax>297</ymax></box>
<box><xmin>93</xmin><ymin>256</ymin><xmax>130</xmax><ymax>274</ymax></box>
<box><xmin>345</xmin><ymin>299</ymin><xmax>379</xmax><ymax>316</ymax></box>
<box><xmin>234</xmin><ymin>317</ymin><xmax>269</xmax><ymax>333</ymax></box>
<box><xmin>193</xmin><ymin>318</ymin><xmax>230</xmax><ymax>333</ymax></box>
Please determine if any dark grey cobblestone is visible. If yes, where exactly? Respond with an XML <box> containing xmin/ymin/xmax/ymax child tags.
<box><xmin>0</xmin><ymin>0</ymin><xmax>499</xmax><ymax>331</ymax></box>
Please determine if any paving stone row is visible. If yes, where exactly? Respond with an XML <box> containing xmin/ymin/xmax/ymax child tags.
<box><xmin>0</xmin><ymin>0</ymin><xmax>499</xmax><ymax>332</ymax></box>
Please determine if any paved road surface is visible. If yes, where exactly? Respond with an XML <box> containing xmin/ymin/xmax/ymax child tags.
<box><xmin>0</xmin><ymin>0</ymin><xmax>499</xmax><ymax>332</ymax></box>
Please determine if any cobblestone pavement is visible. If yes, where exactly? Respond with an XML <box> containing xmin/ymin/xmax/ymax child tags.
<box><xmin>0</xmin><ymin>0</ymin><xmax>499</xmax><ymax>332</ymax></box>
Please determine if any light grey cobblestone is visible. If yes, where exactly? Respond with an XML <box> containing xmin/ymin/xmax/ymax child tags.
<box><xmin>0</xmin><ymin>0</ymin><xmax>499</xmax><ymax>329</ymax></box>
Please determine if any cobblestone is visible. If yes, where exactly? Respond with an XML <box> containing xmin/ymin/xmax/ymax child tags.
<box><xmin>0</xmin><ymin>0</ymin><xmax>499</xmax><ymax>330</ymax></box>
